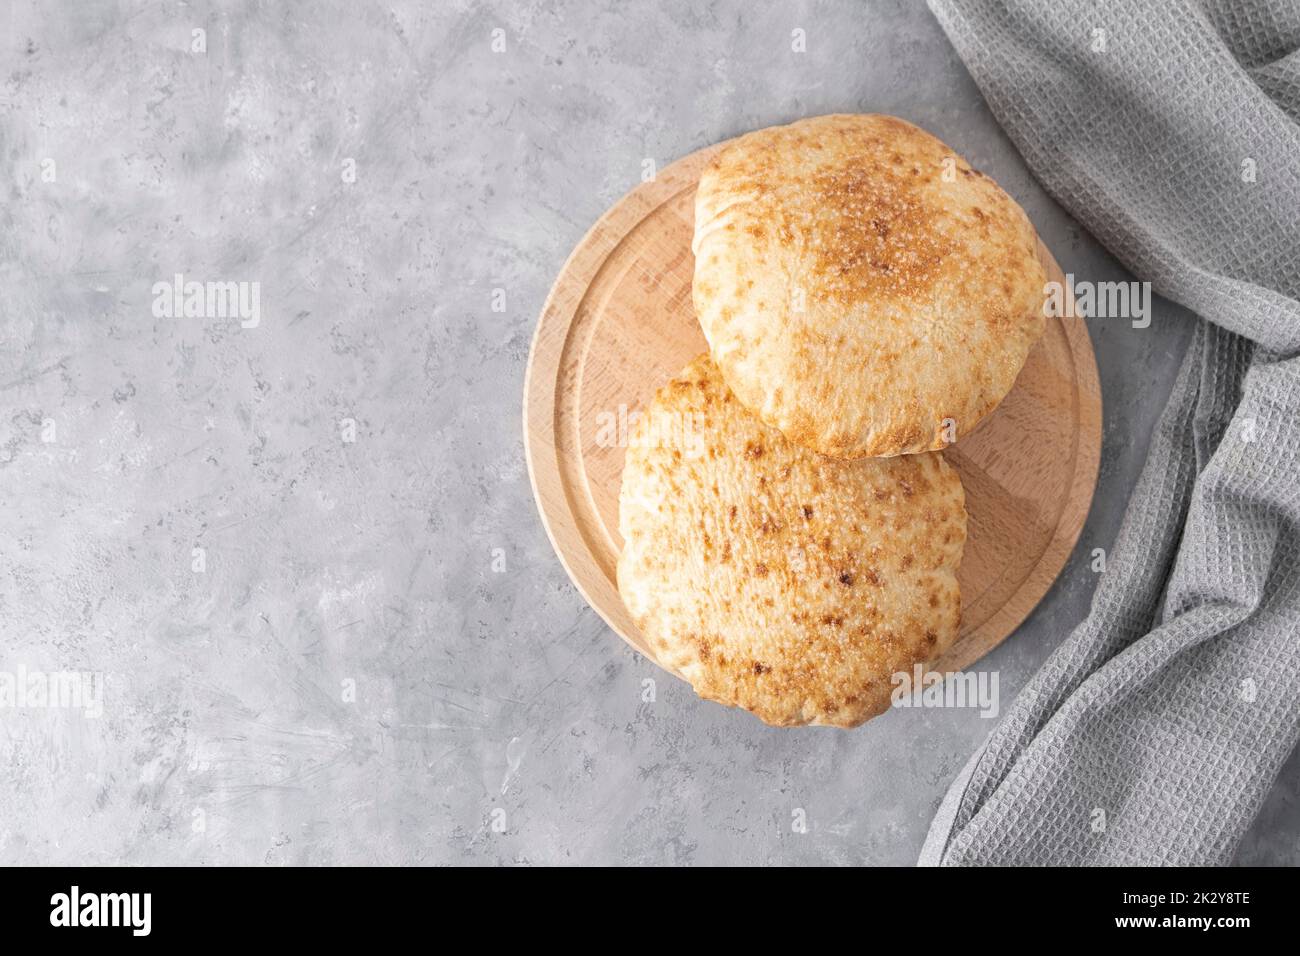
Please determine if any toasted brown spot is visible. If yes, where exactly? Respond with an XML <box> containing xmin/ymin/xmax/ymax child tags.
<box><xmin>805</xmin><ymin>160</ymin><xmax>946</xmax><ymax>303</ymax></box>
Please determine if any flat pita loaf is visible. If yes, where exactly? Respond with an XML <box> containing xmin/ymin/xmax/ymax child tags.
<box><xmin>617</xmin><ymin>354</ymin><xmax>965</xmax><ymax>728</ymax></box>
<box><xmin>692</xmin><ymin>113</ymin><xmax>1046</xmax><ymax>458</ymax></box>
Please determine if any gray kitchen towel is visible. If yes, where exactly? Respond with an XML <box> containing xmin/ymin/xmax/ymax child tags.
<box><xmin>920</xmin><ymin>0</ymin><xmax>1300</xmax><ymax>865</ymax></box>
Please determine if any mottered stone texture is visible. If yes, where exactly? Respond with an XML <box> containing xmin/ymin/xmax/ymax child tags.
<box><xmin>1</xmin><ymin>0</ymin><xmax>1295</xmax><ymax>865</ymax></box>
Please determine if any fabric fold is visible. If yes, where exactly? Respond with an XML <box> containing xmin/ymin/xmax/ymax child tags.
<box><xmin>922</xmin><ymin>0</ymin><xmax>1300</xmax><ymax>865</ymax></box>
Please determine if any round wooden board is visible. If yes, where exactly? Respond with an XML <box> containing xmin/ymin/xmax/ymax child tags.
<box><xmin>524</xmin><ymin>140</ymin><xmax>1101</xmax><ymax>678</ymax></box>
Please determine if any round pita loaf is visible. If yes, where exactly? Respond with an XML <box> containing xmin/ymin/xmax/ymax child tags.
<box><xmin>692</xmin><ymin>113</ymin><xmax>1046</xmax><ymax>458</ymax></box>
<box><xmin>617</xmin><ymin>355</ymin><xmax>965</xmax><ymax>728</ymax></box>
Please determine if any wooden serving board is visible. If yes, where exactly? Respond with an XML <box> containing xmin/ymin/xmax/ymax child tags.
<box><xmin>525</xmin><ymin>141</ymin><xmax>1101</xmax><ymax>676</ymax></box>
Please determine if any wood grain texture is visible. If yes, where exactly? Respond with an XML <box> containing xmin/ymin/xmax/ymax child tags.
<box><xmin>524</xmin><ymin>140</ymin><xmax>1101</xmax><ymax>677</ymax></box>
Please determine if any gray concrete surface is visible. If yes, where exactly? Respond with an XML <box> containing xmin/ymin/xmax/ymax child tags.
<box><xmin>1</xmin><ymin>0</ymin><xmax>1295</xmax><ymax>865</ymax></box>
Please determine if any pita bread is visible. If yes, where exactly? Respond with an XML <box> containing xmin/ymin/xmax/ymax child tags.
<box><xmin>692</xmin><ymin>113</ymin><xmax>1046</xmax><ymax>458</ymax></box>
<box><xmin>617</xmin><ymin>354</ymin><xmax>965</xmax><ymax>728</ymax></box>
